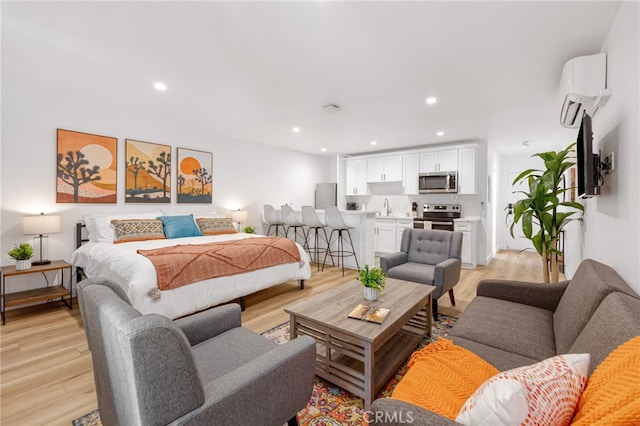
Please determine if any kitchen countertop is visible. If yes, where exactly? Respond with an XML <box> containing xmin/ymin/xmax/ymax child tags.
<box><xmin>454</xmin><ymin>216</ymin><xmax>481</xmax><ymax>222</ymax></box>
<box><xmin>374</xmin><ymin>213</ymin><xmax>414</xmax><ymax>221</ymax></box>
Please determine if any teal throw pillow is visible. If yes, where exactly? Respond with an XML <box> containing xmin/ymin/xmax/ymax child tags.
<box><xmin>157</xmin><ymin>214</ymin><xmax>203</xmax><ymax>239</ymax></box>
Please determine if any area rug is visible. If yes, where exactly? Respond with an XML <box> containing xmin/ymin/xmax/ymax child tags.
<box><xmin>72</xmin><ymin>315</ymin><xmax>457</xmax><ymax>426</ymax></box>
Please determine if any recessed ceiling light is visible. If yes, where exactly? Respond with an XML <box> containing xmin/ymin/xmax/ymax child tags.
<box><xmin>292</xmin><ymin>127</ymin><xmax>300</xmax><ymax>133</ymax></box>
<box><xmin>370</xmin><ymin>141</ymin><xmax>377</xmax><ymax>146</ymax></box>
<box><xmin>437</xmin><ymin>131</ymin><xmax>445</xmax><ymax>137</ymax></box>
<box><xmin>321</xmin><ymin>148</ymin><xmax>327</xmax><ymax>152</ymax></box>
<box><xmin>154</xmin><ymin>82</ymin><xmax>167</xmax><ymax>91</ymax></box>
<box><xmin>425</xmin><ymin>97</ymin><xmax>437</xmax><ymax>105</ymax></box>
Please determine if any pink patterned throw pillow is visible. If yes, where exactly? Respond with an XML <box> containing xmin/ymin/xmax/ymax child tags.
<box><xmin>455</xmin><ymin>353</ymin><xmax>590</xmax><ymax>426</ymax></box>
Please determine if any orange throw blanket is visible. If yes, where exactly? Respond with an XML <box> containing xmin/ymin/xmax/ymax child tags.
<box><xmin>137</xmin><ymin>237</ymin><xmax>302</xmax><ymax>291</ymax></box>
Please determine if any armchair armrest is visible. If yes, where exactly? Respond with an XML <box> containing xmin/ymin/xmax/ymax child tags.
<box><xmin>477</xmin><ymin>279</ymin><xmax>570</xmax><ymax>311</ymax></box>
<box><xmin>380</xmin><ymin>252</ymin><xmax>408</xmax><ymax>273</ymax></box>
<box><xmin>369</xmin><ymin>398</ymin><xmax>461</xmax><ymax>425</ymax></box>
<box><xmin>174</xmin><ymin>303</ymin><xmax>242</xmax><ymax>346</ymax></box>
<box><xmin>434</xmin><ymin>258</ymin><xmax>461</xmax><ymax>288</ymax></box>
<box><xmin>191</xmin><ymin>335</ymin><xmax>317</xmax><ymax>425</ymax></box>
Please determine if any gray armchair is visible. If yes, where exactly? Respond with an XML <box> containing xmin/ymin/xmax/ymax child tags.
<box><xmin>77</xmin><ymin>277</ymin><xmax>316</xmax><ymax>426</ymax></box>
<box><xmin>380</xmin><ymin>228</ymin><xmax>463</xmax><ymax>320</ymax></box>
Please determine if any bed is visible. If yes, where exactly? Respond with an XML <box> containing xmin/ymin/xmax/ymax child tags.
<box><xmin>71</xmin><ymin>213</ymin><xmax>311</xmax><ymax>319</ymax></box>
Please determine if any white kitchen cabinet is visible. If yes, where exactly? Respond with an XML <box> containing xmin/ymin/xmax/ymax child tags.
<box><xmin>419</xmin><ymin>149</ymin><xmax>458</xmax><ymax>172</ymax></box>
<box><xmin>345</xmin><ymin>158</ymin><xmax>367</xmax><ymax>195</ymax></box>
<box><xmin>367</xmin><ymin>155</ymin><xmax>403</xmax><ymax>182</ymax></box>
<box><xmin>396</xmin><ymin>219</ymin><xmax>413</xmax><ymax>249</ymax></box>
<box><xmin>454</xmin><ymin>219</ymin><xmax>478</xmax><ymax>269</ymax></box>
<box><xmin>375</xmin><ymin>220</ymin><xmax>397</xmax><ymax>254</ymax></box>
<box><xmin>458</xmin><ymin>147</ymin><xmax>477</xmax><ymax>195</ymax></box>
<box><xmin>402</xmin><ymin>153</ymin><xmax>419</xmax><ymax>194</ymax></box>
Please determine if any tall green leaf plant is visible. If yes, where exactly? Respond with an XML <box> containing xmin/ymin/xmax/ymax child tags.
<box><xmin>509</xmin><ymin>143</ymin><xmax>584</xmax><ymax>283</ymax></box>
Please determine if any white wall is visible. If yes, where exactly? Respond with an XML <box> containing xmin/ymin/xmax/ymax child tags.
<box><xmin>565</xmin><ymin>1</ymin><xmax>640</xmax><ymax>292</ymax></box>
<box><xmin>1</xmin><ymin>74</ymin><xmax>332</xmax><ymax>269</ymax></box>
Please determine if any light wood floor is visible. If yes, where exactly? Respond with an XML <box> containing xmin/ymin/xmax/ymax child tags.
<box><xmin>0</xmin><ymin>249</ymin><xmax>549</xmax><ymax>425</ymax></box>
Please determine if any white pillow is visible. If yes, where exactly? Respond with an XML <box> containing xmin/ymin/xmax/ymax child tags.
<box><xmin>455</xmin><ymin>353</ymin><xmax>590</xmax><ymax>426</ymax></box>
<box><xmin>84</xmin><ymin>211</ymin><xmax>163</xmax><ymax>243</ymax></box>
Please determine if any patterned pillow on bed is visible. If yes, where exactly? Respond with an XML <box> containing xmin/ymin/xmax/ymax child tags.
<box><xmin>112</xmin><ymin>219</ymin><xmax>166</xmax><ymax>243</ymax></box>
<box><xmin>195</xmin><ymin>217</ymin><xmax>237</xmax><ymax>235</ymax></box>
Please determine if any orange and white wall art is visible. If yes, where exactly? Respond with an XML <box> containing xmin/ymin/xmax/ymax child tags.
<box><xmin>56</xmin><ymin>129</ymin><xmax>118</xmax><ymax>203</ymax></box>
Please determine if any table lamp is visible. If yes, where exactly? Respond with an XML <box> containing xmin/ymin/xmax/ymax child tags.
<box><xmin>227</xmin><ymin>210</ymin><xmax>248</xmax><ymax>232</ymax></box>
<box><xmin>22</xmin><ymin>213</ymin><xmax>62</xmax><ymax>265</ymax></box>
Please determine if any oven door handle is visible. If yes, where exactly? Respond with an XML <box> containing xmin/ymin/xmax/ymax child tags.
<box><xmin>430</xmin><ymin>221</ymin><xmax>454</xmax><ymax>226</ymax></box>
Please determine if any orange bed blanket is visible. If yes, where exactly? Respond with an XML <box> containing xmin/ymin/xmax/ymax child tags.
<box><xmin>137</xmin><ymin>237</ymin><xmax>302</xmax><ymax>291</ymax></box>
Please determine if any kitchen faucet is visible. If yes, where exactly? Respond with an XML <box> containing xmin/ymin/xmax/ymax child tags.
<box><xmin>383</xmin><ymin>198</ymin><xmax>391</xmax><ymax>216</ymax></box>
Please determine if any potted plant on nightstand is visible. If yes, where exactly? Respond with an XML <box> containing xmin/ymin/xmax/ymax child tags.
<box><xmin>8</xmin><ymin>243</ymin><xmax>34</xmax><ymax>271</ymax></box>
<box><xmin>358</xmin><ymin>264</ymin><xmax>387</xmax><ymax>301</ymax></box>
<box><xmin>242</xmin><ymin>226</ymin><xmax>256</xmax><ymax>234</ymax></box>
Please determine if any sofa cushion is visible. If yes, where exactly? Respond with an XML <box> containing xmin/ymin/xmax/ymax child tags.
<box><xmin>554</xmin><ymin>259</ymin><xmax>636</xmax><ymax>354</ymax></box>
<box><xmin>569</xmin><ymin>292</ymin><xmax>640</xmax><ymax>376</ymax></box>
<box><xmin>191</xmin><ymin>327</ymin><xmax>278</xmax><ymax>383</ymax></box>
<box><xmin>449</xmin><ymin>296</ymin><xmax>556</xmax><ymax>361</ymax></box>
<box><xmin>391</xmin><ymin>339</ymin><xmax>498</xmax><ymax>420</ymax></box>
<box><xmin>451</xmin><ymin>336</ymin><xmax>539</xmax><ymax>372</ymax></box>
<box><xmin>571</xmin><ymin>336</ymin><xmax>640</xmax><ymax>425</ymax></box>
<box><xmin>386</xmin><ymin>262</ymin><xmax>435</xmax><ymax>286</ymax></box>
<box><xmin>456</xmin><ymin>353</ymin><xmax>589</xmax><ymax>426</ymax></box>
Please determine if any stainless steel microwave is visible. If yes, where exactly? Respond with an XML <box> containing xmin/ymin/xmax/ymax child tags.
<box><xmin>418</xmin><ymin>171</ymin><xmax>458</xmax><ymax>193</ymax></box>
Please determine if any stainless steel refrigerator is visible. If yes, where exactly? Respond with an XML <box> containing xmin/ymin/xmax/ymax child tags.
<box><xmin>315</xmin><ymin>183</ymin><xmax>337</xmax><ymax>209</ymax></box>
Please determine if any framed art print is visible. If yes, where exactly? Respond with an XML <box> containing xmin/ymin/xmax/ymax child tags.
<box><xmin>56</xmin><ymin>129</ymin><xmax>117</xmax><ymax>203</ymax></box>
<box><xmin>177</xmin><ymin>148</ymin><xmax>213</xmax><ymax>203</ymax></box>
<box><xmin>125</xmin><ymin>139</ymin><xmax>171</xmax><ymax>203</ymax></box>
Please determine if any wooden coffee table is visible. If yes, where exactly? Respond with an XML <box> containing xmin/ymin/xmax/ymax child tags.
<box><xmin>284</xmin><ymin>278</ymin><xmax>434</xmax><ymax>409</ymax></box>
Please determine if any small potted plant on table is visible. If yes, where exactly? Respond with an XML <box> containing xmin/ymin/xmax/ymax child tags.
<box><xmin>358</xmin><ymin>264</ymin><xmax>387</xmax><ymax>301</ymax></box>
<box><xmin>8</xmin><ymin>243</ymin><xmax>34</xmax><ymax>270</ymax></box>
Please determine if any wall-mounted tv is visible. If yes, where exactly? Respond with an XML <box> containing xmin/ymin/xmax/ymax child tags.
<box><xmin>576</xmin><ymin>112</ymin><xmax>600</xmax><ymax>198</ymax></box>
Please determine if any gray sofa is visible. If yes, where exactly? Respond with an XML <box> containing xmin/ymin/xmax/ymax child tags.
<box><xmin>370</xmin><ymin>258</ymin><xmax>640</xmax><ymax>425</ymax></box>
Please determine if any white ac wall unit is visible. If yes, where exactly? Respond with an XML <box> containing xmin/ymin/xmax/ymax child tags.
<box><xmin>559</xmin><ymin>53</ymin><xmax>611</xmax><ymax>128</ymax></box>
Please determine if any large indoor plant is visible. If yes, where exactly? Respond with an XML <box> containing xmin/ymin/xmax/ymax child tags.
<box><xmin>509</xmin><ymin>143</ymin><xmax>584</xmax><ymax>283</ymax></box>
<box><xmin>8</xmin><ymin>243</ymin><xmax>34</xmax><ymax>270</ymax></box>
<box><xmin>358</xmin><ymin>264</ymin><xmax>387</xmax><ymax>300</ymax></box>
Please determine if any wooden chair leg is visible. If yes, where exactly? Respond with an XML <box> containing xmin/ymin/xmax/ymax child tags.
<box><xmin>287</xmin><ymin>415</ymin><xmax>299</xmax><ymax>426</ymax></box>
<box><xmin>448</xmin><ymin>289</ymin><xmax>456</xmax><ymax>306</ymax></box>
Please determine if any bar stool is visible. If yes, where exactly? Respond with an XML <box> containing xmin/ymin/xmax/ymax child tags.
<box><xmin>322</xmin><ymin>206</ymin><xmax>360</xmax><ymax>276</ymax></box>
<box><xmin>263</xmin><ymin>204</ymin><xmax>285</xmax><ymax>236</ymax></box>
<box><xmin>281</xmin><ymin>205</ymin><xmax>308</xmax><ymax>249</ymax></box>
<box><xmin>301</xmin><ymin>205</ymin><xmax>331</xmax><ymax>271</ymax></box>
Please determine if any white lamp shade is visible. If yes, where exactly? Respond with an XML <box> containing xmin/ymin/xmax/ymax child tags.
<box><xmin>227</xmin><ymin>210</ymin><xmax>248</xmax><ymax>223</ymax></box>
<box><xmin>22</xmin><ymin>214</ymin><xmax>62</xmax><ymax>235</ymax></box>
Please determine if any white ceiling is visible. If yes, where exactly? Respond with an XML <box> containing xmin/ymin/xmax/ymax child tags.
<box><xmin>2</xmin><ymin>1</ymin><xmax>621</xmax><ymax>157</ymax></box>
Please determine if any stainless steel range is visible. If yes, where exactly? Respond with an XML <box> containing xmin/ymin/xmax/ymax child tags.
<box><xmin>413</xmin><ymin>204</ymin><xmax>461</xmax><ymax>231</ymax></box>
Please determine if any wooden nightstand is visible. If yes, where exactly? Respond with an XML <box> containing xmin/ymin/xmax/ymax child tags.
<box><xmin>1</xmin><ymin>260</ymin><xmax>73</xmax><ymax>325</ymax></box>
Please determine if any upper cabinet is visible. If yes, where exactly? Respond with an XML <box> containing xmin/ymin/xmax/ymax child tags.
<box><xmin>419</xmin><ymin>149</ymin><xmax>458</xmax><ymax>172</ymax></box>
<box><xmin>344</xmin><ymin>143</ymin><xmax>478</xmax><ymax>197</ymax></box>
<box><xmin>402</xmin><ymin>153</ymin><xmax>420</xmax><ymax>194</ymax></box>
<box><xmin>345</xmin><ymin>158</ymin><xmax>368</xmax><ymax>195</ymax></box>
<box><xmin>367</xmin><ymin>155</ymin><xmax>403</xmax><ymax>182</ymax></box>
<box><xmin>458</xmin><ymin>147</ymin><xmax>477</xmax><ymax>195</ymax></box>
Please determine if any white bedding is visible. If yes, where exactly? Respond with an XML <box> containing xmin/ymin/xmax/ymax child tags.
<box><xmin>71</xmin><ymin>233</ymin><xmax>311</xmax><ymax>319</ymax></box>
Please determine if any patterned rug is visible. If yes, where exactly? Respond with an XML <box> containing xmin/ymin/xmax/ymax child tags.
<box><xmin>72</xmin><ymin>315</ymin><xmax>457</xmax><ymax>426</ymax></box>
